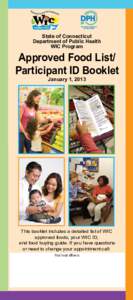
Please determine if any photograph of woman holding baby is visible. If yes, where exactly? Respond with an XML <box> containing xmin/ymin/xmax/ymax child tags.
<box><xmin>27</xmin><ymin>173</ymin><xmax>63</xmax><ymax>224</ymax></box>
<box><xmin>19</xmin><ymin>158</ymin><xmax>64</xmax><ymax>225</ymax></box>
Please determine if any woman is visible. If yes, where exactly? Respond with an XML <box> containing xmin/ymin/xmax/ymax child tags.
<box><xmin>87</xmin><ymin>175</ymin><xmax>112</xmax><ymax>225</ymax></box>
<box><xmin>42</xmin><ymin>173</ymin><xmax>63</xmax><ymax>219</ymax></box>
<box><xmin>19</xmin><ymin>89</ymin><xmax>42</xmax><ymax>153</ymax></box>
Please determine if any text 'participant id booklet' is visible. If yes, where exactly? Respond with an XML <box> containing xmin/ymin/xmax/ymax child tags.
<box><xmin>1</xmin><ymin>0</ymin><xmax>132</xmax><ymax>299</ymax></box>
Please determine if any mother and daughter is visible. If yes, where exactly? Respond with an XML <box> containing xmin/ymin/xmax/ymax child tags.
<box><xmin>19</xmin><ymin>89</ymin><xmax>54</xmax><ymax>153</ymax></box>
<box><xmin>26</xmin><ymin>172</ymin><xmax>63</xmax><ymax>224</ymax></box>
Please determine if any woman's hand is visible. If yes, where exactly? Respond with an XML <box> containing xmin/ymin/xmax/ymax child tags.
<box><xmin>24</xmin><ymin>131</ymin><xmax>31</xmax><ymax>140</ymax></box>
<box><xmin>43</xmin><ymin>204</ymin><xmax>52</xmax><ymax>212</ymax></box>
<box><xmin>39</xmin><ymin>124</ymin><xmax>50</xmax><ymax>131</ymax></box>
<box><xmin>37</xmin><ymin>206</ymin><xmax>43</xmax><ymax>213</ymax></box>
<box><xmin>70</xmin><ymin>128</ymin><xmax>77</xmax><ymax>140</ymax></box>
<box><xmin>48</xmin><ymin>202</ymin><xmax>63</xmax><ymax>217</ymax></box>
<box><xmin>40</xmin><ymin>122</ymin><xmax>54</xmax><ymax>136</ymax></box>
<box><xmin>105</xmin><ymin>197</ymin><xmax>111</xmax><ymax>204</ymax></box>
<box><xmin>70</xmin><ymin>121</ymin><xmax>90</xmax><ymax>139</ymax></box>
<box><xmin>26</xmin><ymin>206</ymin><xmax>42</xmax><ymax>215</ymax></box>
<box><xmin>76</xmin><ymin>121</ymin><xmax>89</xmax><ymax>135</ymax></box>
<box><xmin>106</xmin><ymin>111</ymin><xmax>114</xmax><ymax>125</ymax></box>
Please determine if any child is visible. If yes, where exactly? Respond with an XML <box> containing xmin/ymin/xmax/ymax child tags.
<box><xmin>26</xmin><ymin>118</ymin><xmax>54</xmax><ymax>153</ymax></box>
<box><xmin>42</xmin><ymin>173</ymin><xmax>63</xmax><ymax>220</ymax></box>
<box><xmin>27</xmin><ymin>189</ymin><xmax>61</xmax><ymax>224</ymax></box>
<box><xmin>69</xmin><ymin>172</ymin><xmax>92</xmax><ymax>218</ymax></box>
<box><xmin>69</xmin><ymin>172</ymin><xmax>88</xmax><ymax>200</ymax></box>
<box><xmin>87</xmin><ymin>175</ymin><xmax>112</xmax><ymax>225</ymax></box>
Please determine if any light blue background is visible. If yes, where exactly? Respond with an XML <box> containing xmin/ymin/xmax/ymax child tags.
<box><xmin>8</xmin><ymin>0</ymin><xmax>133</xmax><ymax>9</ymax></box>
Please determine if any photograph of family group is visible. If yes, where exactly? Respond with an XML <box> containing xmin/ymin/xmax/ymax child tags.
<box><xmin>19</xmin><ymin>85</ymin><xmax>64</xmax><ymax>154</ymax></box>
<box><xmin>19</xmin><ymin>158</ymin><xmax>64</xmax><ymax>225</ymax></box>
<box><xmin>69</xmin><ymin>157</ymin><xmax>114</xmax><ymax>226</ymax></box>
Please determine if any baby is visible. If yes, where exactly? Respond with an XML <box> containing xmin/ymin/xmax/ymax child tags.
<box><xmin>96</xmin><ymin>194</ymin><xmax>107</xmax><ymax>201</ymax></box>
<box><xmin>27</xmin><ymin>189</ymin><xmax>48</xmax><ymax>222</ymax></box>
<box><xmin>27</xmin><ymin>189</ymin><xmax>61</xmax><ymax>224</ymax></box>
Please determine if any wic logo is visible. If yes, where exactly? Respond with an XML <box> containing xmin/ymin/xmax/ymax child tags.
<box><xmin>31</xmin><ymin>11</ymin><xmax>59</xmax><ymax>30</ymax></box>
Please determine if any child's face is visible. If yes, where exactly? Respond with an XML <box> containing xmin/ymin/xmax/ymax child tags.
<box><xmin>71</xmin><ymin>176</ymin><xmax>78</xmax><ymax>185</ymax></box>
<box><xmin>31</xmin><ymin>192</ymin><xmax>42</xmax><ymax>204</ymax></box>
<box><xmin>77</xmin><ymin>180</ymin><xmax>82</xmax><ymax>187</ymax></box>
<box><xmin>46</xmin><ymin>178</ymin><xmax>57</xmax><ymax>193</ymax></box>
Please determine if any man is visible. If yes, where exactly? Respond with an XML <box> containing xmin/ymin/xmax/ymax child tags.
<box><xmin>20</xmin><ymin>161</ymin><xmax>42</xmax><ymax>220</ymax></box>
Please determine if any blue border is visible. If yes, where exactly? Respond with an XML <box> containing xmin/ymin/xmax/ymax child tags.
<box><xmin>18</xmin><ymin>84</ymin><xmax>65</xmax><ymax>155</ymax></box>
<box><xmin>8</xmin><ymin>0</ymin><xmax>133</xmax><ymax>9</ymax></box>
<box><xmin>68</xmin><ymin>156</ymin><xmax>115</xmax><ymax>227</ymax></box>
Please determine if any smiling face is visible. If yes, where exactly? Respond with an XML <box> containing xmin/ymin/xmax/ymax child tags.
<box><xmin>98</xmin><ymin>177</ymin><xmax>104</xmax><ymax>187</ymax></box>
<box><xmin>30</xmin><ymin>192</ymin><xmax>42</xmax><ymax>205</ymax></box>
<box><xmin>26</xmin><ymin>168</ymin><xmax>41</xmax><ymax>185</ymax></box>
<box><xmin>71</xmin><ymin>176</ymin><xmax>78</xmax><ymax>185</ymax></box>
<box><xmin>46</xmin><ymin>178</ymin><xmax>57</xmax><ymax>194</ymax></box>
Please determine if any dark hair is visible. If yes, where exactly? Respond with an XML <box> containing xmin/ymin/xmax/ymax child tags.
<box><xmin>29</xmin><ymin>189</ymin><xmax>42</xmax><ymax>200</ymax></box>
<box><xmin>42</xmin><ymin>173</ymin><xmax>62</xmax><ymax>199</ymax></box>
<box><xmin>25</xmin><ymin>89</ymin><xmax>41</xmax><ymax>111</ymax></box>
<box><xmin>26</xmin><ymin>118</ymin><xmax>38</xmax><ymax>140</ymax></box>
<box><xmin>26</xmin><ymin>161</ymin><xmax>42</xmax><ymax>173</ymax></box>
<box><xmin>70</xmin><ymin>171</ymin><xmax>78</xmax><ymax>180</ymax></box>
<box><xmin>97</xmin><ymin>175</ymin><xmax>109</xmax><ymax>185</ymax></box>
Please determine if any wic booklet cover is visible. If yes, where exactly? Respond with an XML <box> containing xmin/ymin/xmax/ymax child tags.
<box><xmin>0</xmin><ymin>0</ymin><xmax>132</xmax><ymax>299</ymax></box>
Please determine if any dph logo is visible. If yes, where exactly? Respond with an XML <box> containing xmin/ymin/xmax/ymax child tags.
<box><xmin>80</xmin><ymin>11</ymin><xmax>97</xmax><ymax>29</ymax></box>
<box><xmin>31</xmin><ymin>11</ymin><xmax>59</xmax><ymax>30</ymax></box>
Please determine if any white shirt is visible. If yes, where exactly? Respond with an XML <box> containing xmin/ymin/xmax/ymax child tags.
<box><xmin>31</xmin><ymin>131</ymin><xmax>42</xmax><ymax>152</ymax></box>
<box><xmin>44</xmin><ymin>198</ymin><xmax>63</xmax><ymax>219</ymax></box>
<box><xmin>44</xmin><ymin>198</ymin><xmax>55</xmax><ymax>209</ymax></box>
<box><xmin>19</xmin><ymin>177</ymin><xmax>41</xmax><ymax>220</ymax></box>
